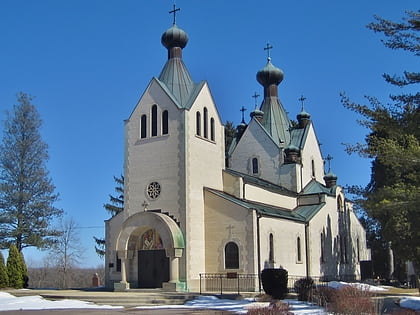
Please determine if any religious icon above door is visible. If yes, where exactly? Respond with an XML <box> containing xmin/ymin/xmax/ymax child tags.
<box><xmin>140</xmin><ymin>228</ymin><xmax>163</xmax><ymax>250</ymax></box>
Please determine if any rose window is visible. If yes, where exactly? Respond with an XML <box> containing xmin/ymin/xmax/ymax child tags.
<box><xmin>146</xmin><ymin>182</ymin><xmax>161</xmax><ymax>200</ymax></box>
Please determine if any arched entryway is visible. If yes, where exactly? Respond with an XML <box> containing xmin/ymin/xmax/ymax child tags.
<box><xmin>115</xmin><ymin>211</ymin><xmax>184</xmax><ymax>291</ymax></box>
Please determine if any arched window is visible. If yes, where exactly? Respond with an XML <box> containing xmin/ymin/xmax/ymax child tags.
<box><xmin>162</xmin><ymin>110</ymin><xmax>168</xmax><ymax>135</ymax></box>
<box><xmin>196</xmin><ymin>111</ymin><xmax>201</xmax><ymax>136</ymax></box>
<box><xmin>311</xmin><ymin>159</ymin><xmax>316</xmax><ymax>177</ymax></box>
<box><xmin>357</xmin><ymin>238</ymin><xmax>360</xmax><ymax>262</ymax></box>
<box><xmin>269</xmin><ymin>233</ymin><xmax>274</xmax><ymax>262</ymax></box>
<box><xmin>252</xmin><ymin>157</ymin><xmax>259</xmax><ymax>175</ymax></box>
<box><xmin>141</xmin><ymin>114</ymin><xmax>147</xmax><ymax>139</ymax></box>
<box><xmin>210</xmin><ymin>117</ymin><xmax>215</xmax><ymax>141</ymax></box>
<box><xmin>225</xmin><ymin>242</ymin><xmax>239</xmax><ymax>269</ymax></box>
<box><xmin>297</xmin><ymin>237</ymin><xmax>302</xmax><ymax>262</ymax></box>
<box><xmin>151</xmin><ymin>105</ymin><xmax>158</xmax><ymax>137</ymax></box>
<box><xmin>203</xmin><ymin>107</ymin><xmax>208</xmax><ymax>138</ymax></box>
<box><xmin>320</xmin><ymin>232</ymin><xmax>325</xmax><ymax>263</ymax></box>
<box><xmin>337</xmin><ymin>196</ymin><xmax>343</xmax><ymax>211</ymax></box>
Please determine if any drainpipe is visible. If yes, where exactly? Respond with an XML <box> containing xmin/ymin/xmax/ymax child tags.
<box><xmin>305</xmin><ymin>222</ymin><xmax>310</xmax><ymax>277</ymax></box>
<box><xmin>256</xmin><ymin>210</ymin><xmax>262</xmax><ymax>292</ymax></box>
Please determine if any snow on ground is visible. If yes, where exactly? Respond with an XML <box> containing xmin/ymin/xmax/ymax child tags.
<box><xmin>0</xmin><ymin>283</ymin><xmax>419</xmax><ymax>314</ymax></box>
<box><xmin>327</xmin><ymin>281</ymin><xmax>388</xmax><ymax>292</ymax></box>
<box><xmin>0</xmin><ymin>292</ymin><xmax>123</xmax><ymax>311</ymax></box>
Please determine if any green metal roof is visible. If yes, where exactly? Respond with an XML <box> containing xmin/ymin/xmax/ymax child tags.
<box><xmin>225</xmin><ymin>169</ymin><xmax>296</xmax><ymax>197</ymax></box>
<box><xmin>206</xmin><ymin>187</ymin><xmax>326</xmax><ymax>222</ymax></box>
<box><xmin>301</xmin><ymin>178</ymin><xmax>335</xmax><ymax>196</ymax></box>
<box><xmin>260</xmin><ymin>97</ymin><xmax>291</xmax><ymax>146</ymax></box>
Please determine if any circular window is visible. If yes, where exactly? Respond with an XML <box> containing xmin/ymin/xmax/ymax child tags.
<box><xmin>146</xmin><ymin>181</ymin><xmax>161</xmax><ymax>200</ymax></box>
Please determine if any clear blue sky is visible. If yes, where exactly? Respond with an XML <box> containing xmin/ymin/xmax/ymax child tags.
<box><xmin>0</xmin><ymin>1</ymin><xmax>418</xmax><ymax>268</ymax></box>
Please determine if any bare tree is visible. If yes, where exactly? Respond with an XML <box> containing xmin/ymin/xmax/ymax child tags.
<box><xmin>50</xmin><ymin>217</ymin><xmax>84</xmax><ymax>288</ymax></box>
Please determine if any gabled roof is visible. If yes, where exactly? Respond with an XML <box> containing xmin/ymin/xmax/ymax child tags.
<box><xmin>206</xmin><ymin>187</ymin><xmax>326</xmax><ymax>222</ymax></box>
<box><xmin>301</xmin><ymin>178</ymin><xmax>336</xmax><ymax>196</ymax></box>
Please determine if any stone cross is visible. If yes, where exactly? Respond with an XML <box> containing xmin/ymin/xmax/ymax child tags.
<box><xmin>141</xmin><ymin>200</ymin><xmax>149</xmax><ymax>211</ymax></box>
<box><xmin>226</xmin><ymin>224</ymin><xmax>234</xmax><ymax>237</ymax></box>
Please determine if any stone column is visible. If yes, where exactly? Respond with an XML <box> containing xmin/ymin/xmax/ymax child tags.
<box><xmin>114</xmin><ymin>250</ymin><xmax>130</xmax><ymax>291</ymax></box>
<box><xmin>169</xmin><ymin>257</ymin><xmax>179</xmax><ymax>283</ymax></box>
<box><xmin>163</xmin><ymin>248</ymin><xmax>183</xmax><ymax>291</ymax></box>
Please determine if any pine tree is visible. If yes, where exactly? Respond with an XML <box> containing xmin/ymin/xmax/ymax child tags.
<box><xmin>94</xmin><ymin>175</ymin><xmax>124</xmax><ymax>258</ymax></box>
<box><xmin>6</xmin><ymin>245</ymin><xmax>24</xmax><ymax>288</ymax></box>
<box><xmin>0</xmin><ymin>92</ymin><xmax>63</xmax><ymax>251</ymax></box>
<box><xmin>0</xmin><ymin>251</ymin><xmax>8</xmax><ymax>288</ymax></box>
<box><xmin>342</xmin><ymin>10</ymin><xmax>420</xmax><ymax>278</ymax></box>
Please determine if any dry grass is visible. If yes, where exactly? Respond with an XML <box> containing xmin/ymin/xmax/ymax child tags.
<box><xmin>246</xmin><ymin>300</ymin><xmax>292</xmax><ymax>315</ymax></box>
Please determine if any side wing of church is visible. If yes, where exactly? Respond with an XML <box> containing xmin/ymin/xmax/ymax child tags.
<box><xmin>105</xmin><ymin>16</ymin><xmax>371</xmax><ymax>292</ymax></box>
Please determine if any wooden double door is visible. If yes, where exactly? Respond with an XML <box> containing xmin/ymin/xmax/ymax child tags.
<box><xmin>138</xmin><ymin>249</ymin><xmax>169</xmax><ymax>288</ymax></box>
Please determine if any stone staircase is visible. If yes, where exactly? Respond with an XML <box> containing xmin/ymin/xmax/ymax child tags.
<box><xmin>7</xmin><ymin>289</ymin><xmax>199</xmax><ymax>307</ymax></box>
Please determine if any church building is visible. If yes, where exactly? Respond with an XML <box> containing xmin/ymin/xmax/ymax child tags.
<box><xmin>105</xmin><ymin>13</ymin><xmax>371</xmax><ymax>292</ymax></box>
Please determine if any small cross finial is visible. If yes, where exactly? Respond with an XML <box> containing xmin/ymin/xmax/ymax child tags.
<box><xmin>299</xmin><ymin>95</ymin><xmax>307</xmax><ymax>111</ymax></box>
<box><xmin>252</xmin><ymin>92</ymin><xmax>260</xmax><ymax>109</ymax></box>
<box><xmin>141</xmin><ymin>200</ymin><xmax>149</xmax><ymax>211</ymax></box>
<box><xmin>326</xmin><ymin>154</ymin><xmax>333</xmax><ymax>172</ymax></box>
<box><xmin>169</xmin><ymin>3</ymin><xmax>180</xmax><ymax>25</ymax></box>
<box><xmin>240</xmin><ymin>106</ymin><xmax>247</xmax><ymax>124</ymax></box>
<box><xmin>264</xmin><ymin>43</ymin><xmax>273</xmax><ymax>60</ymax></box>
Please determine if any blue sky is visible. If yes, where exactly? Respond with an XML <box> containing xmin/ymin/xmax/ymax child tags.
<box><xmin>0</xmin><ymin>1</ymin><xmax>418</xmax><ymax>267</ymax></box>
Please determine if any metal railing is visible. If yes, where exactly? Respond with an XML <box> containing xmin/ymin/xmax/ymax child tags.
<box><xmin>199</xmin><ymin>273</ymin><xmax>258</xmax><ymax>294</ymax></box>
<box><xmin>199</xmin><ymin>273</ymin><xmax>358</xmax><ymax>294</ymax></box>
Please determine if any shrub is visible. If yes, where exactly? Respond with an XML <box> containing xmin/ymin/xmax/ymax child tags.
<box><xmin>0</xmin><ymin>251</ymin><xmax>8</xmax><ymax>288</ymax></box>
<box><xmin>294</xmin><ymin>277</ymin><xmax>314</xmax><ymax>301</ymax></box>
<box><xmin>261</xmin><ymin>268</ymin><xmax>288</xmax><ymax>300</ymax></box>
<box><xmin>7</xmin><ymin>245</ymin><xmax>24</xmax><ymax>288</ymax></box>
<box><xmin>247</xmin><ymin>301</ymin><xmax>292</xmax><ymax>315</ymax></box>
<box><xmin>327</xmin><ymin>285</ymin><xmax>375</xmax><ymax>315</ymax></box>
<box><xmin>312</xmin><ymin>285</ymin><xmax>336</xmax><ymax>307</ymax></box>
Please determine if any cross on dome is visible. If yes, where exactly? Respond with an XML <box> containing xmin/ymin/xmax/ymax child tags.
<box><xmin>299</xmin><ymin>95</ymin><xmax>307</xmax><ymax>111</ymax></box>
<box><xmin>264</xmin><ymin>43</ymin><xmax>273</xmax><ymax>61</ymax></box>
<box><xmin>240</xmin><ymin>106</ymin><xmax>247</xmax><ymax>124</ymax></box>
<box><xmin>326</xmin><ymin>154</ymin><xmax>333</xmax><ymax>172</ymax></box>
<box><xmin>252</xmin><ymin>92</ymin><xmax>260</xmax><ymax>109</ymax></box>
<box><xmin>169</xmin><ymin>3</ymin><xmax>180</xmax><ymax>25</ymax></box>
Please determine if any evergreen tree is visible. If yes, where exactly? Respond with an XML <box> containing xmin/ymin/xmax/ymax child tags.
<box><xmin>94</xmin><ymin>175</ymin><xmax>124</xmax><ymax>258</ymax></box>
<box><xmin>0</xmin><ymin>251</ymin><xmax>8</xmax><ymax>288</ymax></box>
<box><xmin>342</xmin><ymin>10</ymin><xmax>419</xmax><ymax>277</ymax></box>
<box><xmin>6</xmin><ymin>244</ymin><xmax>24</xmax><ymax>288</ymax></box>
<box><xmin>0</xmin><ymin>92</ymin><xmax>63</xmax><ymax>251</ymax></box>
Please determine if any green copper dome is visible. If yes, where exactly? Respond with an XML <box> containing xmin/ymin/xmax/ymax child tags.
<box><xmin>256</xmin><ymin>59</ymin><xmax>284</xmax><ymax>87</ymax></box>
<box><xmin>161</xmin><ymin>24</ymin><xmax>189</xmax><ymax>49</ymax></box>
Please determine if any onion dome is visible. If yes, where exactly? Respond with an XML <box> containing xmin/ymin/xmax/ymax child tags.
<box><xmin>256</xmin><ymin>58</ymin><xmax>284</xmax><ymax>87</ymax></box>
<box><xmin>324</xmin><ymin>171</ymin><xmax>338</xmax><ymax>188</ymax></box>
<box><xmin>284</xmin><ymin>144</ymin><xmax>300</xmax><ymax>164</ymax></box>
<box><xmin>297</xmin><ymin>109</ymin><xmax>311</xmax><ymax>128</ymax></box>
<box><xmin>161</xmin><ymin>24</ymin><xmax>189</xmax><ymax>50</ymax></box>
<box><xmin>250</xmin><ymin>108</ymin><xmax>264</xmax><ymax>121</ymax></box>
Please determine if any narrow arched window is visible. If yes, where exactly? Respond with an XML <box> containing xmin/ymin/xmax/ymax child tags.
<box><xmin>311</xmin><ymin>159</ymin><xmax>316</xmax><ymax>177</ymax></box>
<box><xmin>252</xmin><ymin>157</ymin><xmax>259</xmax><ymax>174</ymax></box>
<box><xmin>357</xmin><ymin>238</ymin><xmax>360</xmax><ymax>262</ymax></box>
<box><xmin>196</xmin><ymin>111</ymin><xmax>201</xmax><ymax>136</ymax></box>
<box><xmin>141</xmin><ymin>114</ymin><xmax>147</xmax><ymax>139</ymax></box>
<box><xmin>203</xmin><ymin>107</ymin><xmax>208</xmax><ymax>138</ymax></box>
<box><xmin>225</xmin><ymin>242</ymin><xmax>239</xmax><ymax>269</ymax></box>
<box><xmin>337</xmin><ymin>196</ymin><xmax>343</xmax><ymax>211</ymax></box>
<box><xmin>162</xmin><ymin>110</ymin><xmax>168</xmax><ymax>135</ymax></box>
<box><xmin>320</xmin><ymin>232</ymin><xmax>325</xmax><ymax>263</ymax></box>
<box><xmin>269</xmin><ymin>233</ymin><xmax>274</xmax><ymax>262</ymax></box>
<box><xmin>151</xmin><ymin>105</ymin><xmax>158</xmax><ymax>137</ymax></box>
<box><xmin>297</xmin><ymin>237</ymin><xmax>302</xmax><ymax>262</ymax></box>
<box><xmin>210</xmin><ymin>117</ymin><xmax>215</xmax><ymax>141</ymax></box>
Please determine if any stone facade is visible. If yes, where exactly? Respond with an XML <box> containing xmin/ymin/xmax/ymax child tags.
<box><xmin>104</xmin><ymin>20</ymin><xmax>370</xmax><ymax>292</ymax></box>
